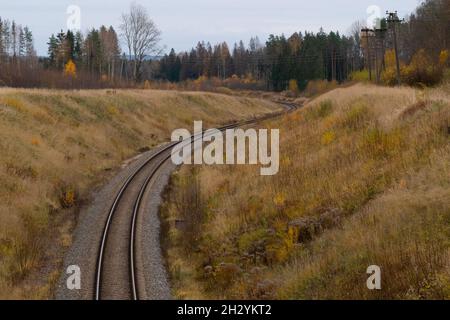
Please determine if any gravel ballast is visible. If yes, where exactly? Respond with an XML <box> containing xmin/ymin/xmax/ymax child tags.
<box><xmin>55</xmin><ymin>145</ymin><xmax>173</xmax><ymax>300</ymax></box>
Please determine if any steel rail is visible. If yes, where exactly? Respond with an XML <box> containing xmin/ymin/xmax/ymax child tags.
<box><xmin>95</xmin><ymin>104</ymin><xmax>297</xmax><ymax>300</ymax></box>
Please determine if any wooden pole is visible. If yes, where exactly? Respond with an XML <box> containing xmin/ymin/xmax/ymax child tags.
<box><xmin>387</xmin><ymin>11</ymin><xmax>403</xmax><ymax>86</ymax></box>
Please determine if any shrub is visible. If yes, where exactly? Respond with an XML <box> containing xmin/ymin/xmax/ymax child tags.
<box><xmin>215</xmin><ymin>87</ymin><xmax>233</xmax><ymax>95</ymax></box>
<box><xmin>56</xmin><ymin>182</ymin><xmax>77</xmax><ymax>209</ymax></box>
<box><xmin>238</xmin><ymin>229</ymin><xmax>268</xmax><ymax>255</ymax></box>
<box><xmin>381</xmin><ymin>49</ymin><xmax>404</xmax><ymax>86</ymax></box>
<box><xmin>273</xmin><ymin>193</ymin><xmax>286</xmax><ymax>207</ymax></box>
<box><xmin>381</xmin><ymin>67</ymin><xmax>399</xmax><ymax>86</ymax></box>
<box><xmin>8</xmin><ymin>210</ymin><xmax>48</xmax><ymax>283</ymax></box>
<box><xmin>402</xmin><ymin>49</ymin><xmax>443</xmax><ymax>86</ymax></box>
<box><xmin>439</xmin><ymin>50</ymin><xmax>449</xmax><ymax>67</ymax></box>
<box><xmin>106</xmin><ymin>105</ymin><xmax>119</xmax><ymax>116</ymax></box>
<box><xmin>382</xmin><ymin>49</ymin><xmax>444</xmax><ymax>87</ymax></box>
<box><xmin>349</xmin><ymin>70</ymin><xmax>369</xmax><ymax>82</ymax></box>
<box><xmin>312</xmin><ymin>100</ymin><xmax>333</xmax><ymax>119</ymax></box>
<box><xmin>321</xmin><ymin>131</ymin><xmax>336</xmax><ymax>145</ymax></box>
<box><xmin>340</xmin><ymin>102</ymin><xmax>371</xmax><ymax>130</ymax></box>
<box><xmin>265</xmin><ymin>227</ymin><xmax>297</xmax><ymax>265</ymax></box>
<box><xmin>3</xmin><ymin>97</ymin><xmax>25</xmax><ymax>112</ymax></box>
<box><xmin>214</xmin><ymin>263</ymin><xmax>242</xmax><ymax>289</ymax></box>
<box><xmin>304</xmin><ymin>80</ymin><xmax>338</xmax><ymax>97</ymax></box>
<box><xmin>288</xmin><ymin>79</ymin><xmax>299</xmax><ymax>96</ymax></box>
<box><xmin>361</xmin><ymin>127</ymin><xmax>404</xmax><ymax>159</ymax></box>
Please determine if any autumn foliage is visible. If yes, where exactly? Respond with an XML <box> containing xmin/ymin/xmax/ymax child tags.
<box><xmin>382</xmin><ymin>49</ymin><xmax>446</xmax><ymax>87</ymax></box>
<box><xmin>64</xmin><ymin>59</ymin><xmax>77</xmax><ymax>78</ymax></box>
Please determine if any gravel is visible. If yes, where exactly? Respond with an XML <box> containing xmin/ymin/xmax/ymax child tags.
<box><xmin>55</xmin><ymin>145</ymin><xmax>174</xmax><ymax>300</ymax></box>
<box><xmin>136</xmin><ymin>159</ymin><xmax>175</xmax><ymax>300</ymax></box>
<box><xmin>55</xmin><ymin>107</ymin><xmax>293</xmax><ymax>300</ymax></box>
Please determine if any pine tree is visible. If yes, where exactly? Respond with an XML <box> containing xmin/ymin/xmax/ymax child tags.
<box><xmin>24</xmin><ymin>26</ymin><xmax>34</xmax><ymax>57</ymax></box>
<box><xmin>73</xmin><ymin>31</ymin><xmax>83</xmax><ymax>64</ymax></box>
<box><xmin>47</xmin><ymin>34</ymin><xmax>58</xmax><ymax>67</ymax></box>
<box><xmin>55</xmin><ymin>30</ymin><xmax>67</xmax><ymax>69</ymax></box>
<box><xmin>66</xmin><ymin>30</ymin><xmax>75</xmax><ymax>60</ymax></box>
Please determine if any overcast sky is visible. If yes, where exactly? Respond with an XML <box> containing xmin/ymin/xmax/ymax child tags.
<box><xmin>1</xmin><ymin>0</ymin><xmax>421</xmax><ymax>56</ymax></box>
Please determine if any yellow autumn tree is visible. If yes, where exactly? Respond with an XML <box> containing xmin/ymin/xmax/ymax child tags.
<box><xmin>381</xmin><ymin>49</ymin><xmax>400</xmax><ymax>86</ymax></box>
<box><xmin>439</xmin><ymin>49</ymin><xmax>449</xmax><ymax>66</ymax></box>
<box><xmin>64</xmin><ymin>59</ymin><xmax>77</xmax><ymax>78</ymax></box>
<box><xmin>288</xmin><ymin>79</ymin><xmax>299</xmax><ymax>95</ymax></box>
<box><xmin>402</xmin><ymin>49</ymin><xmax>443</xmax><ymax>86</ymax></box>
<box><xmin>382</xmin><ymin>49</ymin><xmax>444</xmax><ymax>86</ymax></box>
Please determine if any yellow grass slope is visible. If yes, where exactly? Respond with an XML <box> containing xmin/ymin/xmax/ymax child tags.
<box><xmin>162</xmin><ymin>83</ymin><xmax>450</xmax><ymax>299</ymax></box>
<box><xmin>0</xmin><ymin>88</ymin><xmax>281</xmax><ymax>299</ymax></box>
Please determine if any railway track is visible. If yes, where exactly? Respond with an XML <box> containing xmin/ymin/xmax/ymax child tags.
<box><xmin>94</xmin><ymin>104</ymin><xmax>296</xmax><ymax>300</ymax></box>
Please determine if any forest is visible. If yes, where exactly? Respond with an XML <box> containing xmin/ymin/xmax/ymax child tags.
<box><xmin>158</xmin><ymin>0</ymin><xmax>449</xmax><ymax>91</ymax></box>
<box><xmin>158</xmin><ymin>31</ymin><xmax>360</xmax><ymax>91</ymax></box>
<box><xmin>0</xmin><ymin>0</ymin><xmax>448</xmax><ymax>90</ymax></box>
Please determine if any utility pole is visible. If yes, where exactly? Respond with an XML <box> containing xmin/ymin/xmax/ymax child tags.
<box><xmin>374</xmin><ymin>23</ymin><xmax>388</xmax><ymax>84</ymax></box>
<box><xmin>361</xmin><ymin>28</ymin><xmax>374</xmax><ymax>81</ymax></box>
<box><xmin>374</xmin><ymin>36</ymin><xmax>379</xmax><ymax>84</ymax></box>
<box><xmin>386</xmin><ymin>11</ymin><xmax>403</xmax><ymax>86</ymax></box>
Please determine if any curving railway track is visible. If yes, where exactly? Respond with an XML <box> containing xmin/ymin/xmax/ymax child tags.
<box><xmin>94</xmin><ymin>104</ymin><xmax>296</xmax><ymax>300</ymax></box>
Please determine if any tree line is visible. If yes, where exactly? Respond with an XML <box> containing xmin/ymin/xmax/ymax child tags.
<box><xmin>157</xmin><ymin>31</ymin><xmax>362</xmax><ymax>91</ymax></box>
<box><xmin>45</xmin><ymin>3</ymin><xmax>162</xmax><ymax>83</ymax></box>
<box><xmin>358</xmin><ymin>0</ymin><xmax>449</xmax><ymax>86</ymax></box>
<box><xmin>0</xmin><ymin>18</ymin><xmax>35</xmax><ymax>59</ymax></box>
<box><xmin>157</xmin><ymin>0</ymin><xmax>449</xmax><ymax>91</ymax></box>
<box><xmin>0</xmin><ymin>17</ymin><xmax>128</xmax><ymax>88</ymax></box>
<box><xmin>397</xmin><ymin>0</ymin><xmax>449</xmax><ymax>63</ymax></box>
<box><xmin>46</xmin><ymin>27</ymin><xmax>122</xmax><ymax>80</ymax></box>
<box><xmin>0</xmin><ymin>18</ymin><xmax>38</xmax><ymax>86</ymax></box>
<box><xmin>0</xmin><ymin>4</ymin><xmax>161</xmax><ymax>88</ymax></box>
<box><xmin>0</xmin><ymin>0</ymin><xmax>448</xmax><ymax>90</ymax></box>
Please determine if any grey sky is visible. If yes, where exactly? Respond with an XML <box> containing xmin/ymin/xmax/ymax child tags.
<box><xmin>0</xmin><ymin>0</ymin><xmax>421</xmax><ymax>56</ymax></box>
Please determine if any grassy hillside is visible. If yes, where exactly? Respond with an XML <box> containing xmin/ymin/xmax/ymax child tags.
<box><xmin>0</xmin><ymin>88</ymin><xmax>281</xmax><ymax>299</ymax></box>
<box><xmin>162</xmin><ymin>83</ymin><xmax>450</xmax><ymax>299</ymax></box>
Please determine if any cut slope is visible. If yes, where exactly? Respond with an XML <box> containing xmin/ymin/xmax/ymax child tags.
<box><xmin>161</xmin><ymin>83</ymin><xmax>450</xmax><ymax>299</ymax></box>
<box><xmin>0</xmin><ymin>88</ymin><xmax>281</xmax><ymax>299</ymax></box>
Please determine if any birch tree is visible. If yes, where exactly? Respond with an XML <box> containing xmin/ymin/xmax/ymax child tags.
<box><xmin>120</xmin><ymin>3</ymin><xmax>161</xmax><ymax>81</ymax></box>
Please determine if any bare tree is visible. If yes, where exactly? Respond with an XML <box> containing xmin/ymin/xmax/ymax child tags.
<box><xmin>347</xmin><ymin>20</ymin><xmax>366</xmax><ymax>72</ymax></box>
<box><xmin>120</xmin><ymin>3</ymin><xmax>161</xmax><ymax>81</ymax></box>
<box><xmin>100</xmin><ymin>26</ymin><xmax>120</xmax><ymax>80</ymax></box>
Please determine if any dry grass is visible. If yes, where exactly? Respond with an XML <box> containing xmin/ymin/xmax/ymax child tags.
<box><xmin>162</xmin><ymin>83</ymin><xmax>450</xmax><ymax>299</ymax></box>
<box><xmin>277</xmin><ymin>148</ymin><xmax>450</xmax><ymax>299</ymax></box>
<box><xmin>0</xmin><ymin>88</ymin><xmax>281</xmax><ymax>299</ymax></box>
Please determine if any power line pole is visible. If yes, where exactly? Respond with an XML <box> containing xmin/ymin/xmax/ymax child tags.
<box><xmin>386</xmin><ymin>11</ymin><xmax>403</xmax><ymax>86</ymax></box>
<box><xmin>374</xmin><ymin>23</ymin><xmax>388</xmax><ymax>84</ymax></box>
<box><xmin>361</xmin><ymin>28</ymin><xmax>374</xmax><ymax>81</ymax></box>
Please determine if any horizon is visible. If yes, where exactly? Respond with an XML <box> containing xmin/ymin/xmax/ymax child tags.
<box><xmin>1</xmin><ymin>0</ymin><xmax>420</xmax><ymax>57</ymax></box>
